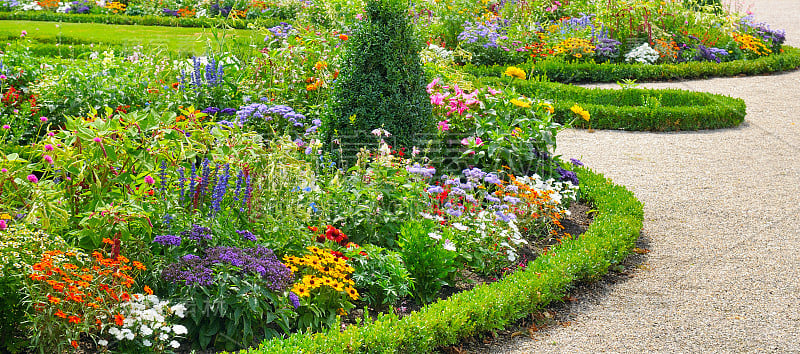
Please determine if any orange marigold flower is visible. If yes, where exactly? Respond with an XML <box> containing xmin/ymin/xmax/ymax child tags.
<box><xmin>48</xmin><ymin>295</ymin><xmax>61</xmax><ymax>304</ymax></box>
<box><xmin>120</xmin><ymin>292</ymin><xmax>131</xmax><ymax>302</ymax></box>
<box><xmin>102</xmin><ymin>238</ymin><xmax>114</xmax><ymax>245</ymax></box>
<box><xmin>68</xmin><ymin>315</ymin><xmax>81</xmax><ymax>324</ymax></box>
<box><xmin>87</xmin><ymin>302</ymin><xmax>100</xmax><ymax>309</ymax></box>
<box><xmin>62</xmin><ymin>263</ymin><xmax>78</xmax><ymax>270</ymax></box>
<box><xmin>132</xmin><ymin>261</ymin><xmax>145</xmax><ymax>270</ymax></box>
<box><xmin>114</xmin><ymin>313</ymin><xmax>125</xmax><ymax>326</ymax></box>
<box><xmin>144</xmin><ymin>285</ymin><xmax>153</xmax><ymax>295</ymax></box>
<box><xmin>339</xmin><ymin>34</ymin><xmax>348</xmax><ymax>41</ymax></box>
<box><xmin>54</xmin><ymin>309</ymin><xmax>67</xmax><ymax>318</ymax></box>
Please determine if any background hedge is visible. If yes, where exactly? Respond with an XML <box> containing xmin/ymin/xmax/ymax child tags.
<box><xmin>477</xmin><ymin>77</ymin><xmax>747</xmax><ymax>131</ymax></box>
<box><xmin>0</xmin><ymin>11</ymin><xmax>282</xmax><ymax>29</ymax></box>
<box><xmin>249</xmin><ymin>167</ymin><xmax>644</xmax><ymax>353</ymax></box>
<box><xmin>464</xmin><ymin>46</ymin><xmax>800</xmax><ymax>83</ymax></box>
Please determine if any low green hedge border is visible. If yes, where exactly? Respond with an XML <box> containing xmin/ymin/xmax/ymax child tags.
<box><xmin>249</xmin><ymin>167</ymin><xmax>643</xmax><ymax>353</ymax></box>
<box><xmin>0</xmin><ymin>11</ymin><xmax>284</xmax><ymax>29</ymax></box>
<box><xmin>477</xmin><ymin>77</ymin><xmax>747</xmax><ymax>131</ymax></box>
<box><xmin>464</xmin><ymin>46</ymin><xmax>800</xmax><ymax>83</ymax></box>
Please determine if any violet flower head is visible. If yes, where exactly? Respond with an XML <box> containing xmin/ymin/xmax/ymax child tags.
<box><xmin>236</xmin><ymin>230</ymin><xmax>257</xmax><ymax>242</ymax></box>
<box><xmin>288</xmin><ymin>292</ymin><xmax>300</xmax><ymax>309</ymax></box>
<box><xmin>181</xmin><ymin>224</ymin><xmax>212</xmax><ymax>241</ymax></box>
<box><xmin>153</xmin><ymin>234</ymin><xmax>182</xmax><ymax>246</ymax></box>
<box><xmin>556</xmin><ymin>167</ymin><xmax>579</xmax><ymax>186</ymax></box>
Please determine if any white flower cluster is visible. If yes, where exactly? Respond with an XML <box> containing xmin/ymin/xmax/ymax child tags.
<box><xmin>625</xmin><ymin>42</ymin><xmax>660</xmax><ymax>64</ymax></box>
<box><xmin>420</xmin><ymin>44</ymin><xmax>455</xmax><ymax>65</ymax></box>
<box><xmin>101</xmin><ymin>294</ymin><xmax>188</xmax><ymax>351</ymax></box>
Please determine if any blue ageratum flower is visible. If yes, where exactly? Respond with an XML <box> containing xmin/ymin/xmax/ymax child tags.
<box><xmin>153</xmin><ymin>234</ymin><xmax>182</xmax><ymax>246</ymax></box>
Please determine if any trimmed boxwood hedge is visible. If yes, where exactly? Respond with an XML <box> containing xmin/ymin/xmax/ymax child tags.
<box><xmin>464</xmin><ymin>46</ymin><xmax>800</xmax><ymax>83</ymax></box>
<box><xmin>0</xmin><ymin>11</ymin><xmax>284</xmax><ymax>29</ymax></box>
<box><xmin>477</xmin><ymin>77</ymin><xmax>747</xmax><ymax>131</ymax></box>
<box><xmin>249</xmin><ymin>167</ymin><xmax>643</xmax><ymax>353</ymax></box>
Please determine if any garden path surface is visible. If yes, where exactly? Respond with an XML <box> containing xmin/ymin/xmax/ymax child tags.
<box><xmin>488</xmin><ymin>0</ymin><xmax>800</xmax><ymax>352</ymax></box>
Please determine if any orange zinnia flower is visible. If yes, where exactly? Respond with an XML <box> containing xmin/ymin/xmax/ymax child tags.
<box><xmin>68</xmin><ymin>315</ymin><xmax>81</xmax><ymax>324</ymax></box>
<box><xmin>132</xmin><ymin>261</ymin><xmax>146</xmax><ymax>270</ymax></box>
<box><xmin>339</xmin><ymin>34</ymin><xmax>348</xmax><ymax>41</ymax></box>
<box><xmin>48</xmin><ymin>295</ymin><xmax>61</xmax><ymax>304</ymax></box>
<box><xmin>114</xmin><ymin>313</ymin><xmax>125</xmax><ymax>326</ymax></box>
<box><xmin>144</xmin><ymin>285</ymin><xmax>153</xmax><ymax>295</ymax></box>
<box><xmin>71</xmin><ymin>340</ymin><xmax>79</xmax><ymax>349</ymax></box>
<box><xmin>54</xmin><ymin>309</ymin><xmax>67</xmax><ymax>318</ymax></box>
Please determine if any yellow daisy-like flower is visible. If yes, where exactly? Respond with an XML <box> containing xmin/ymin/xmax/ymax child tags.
<box><xmin>570</xmin><ymin>104</ymin><xmax>591</xmax><ymax>121</ymax></box>
<box><xmin>540</xmin><ymin>102</ymin><xmax>554</xmax><ymax>114</ymax></box>
<box><xmin>293</xmin><ymin>284</ymin><xmax>310</xmax><ymax>297</ymax></box>
<box><xmin>503</xmin><ymin>66</ymin><xmax>527</xmax><ymax>80</ymax></box>
<box><xmin>510</xmin><ymin>98</ymin><xmax>531</xmax><ymax>108</ymax></box>
<box><xmin>344</xmin><ymin>286</ymin><xmax>359</xmax><ymax>300</ymax></box>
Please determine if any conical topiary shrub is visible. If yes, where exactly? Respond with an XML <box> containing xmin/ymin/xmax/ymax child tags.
<box><xmin>327</xmin><ymin>0</ymin><xmax>433</xmax><ymax>156</ymax></box>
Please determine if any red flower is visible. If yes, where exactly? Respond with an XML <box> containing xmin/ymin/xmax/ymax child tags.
<box><xmin>68</xmin><ymin>315</ymin><xmax>81</xmax><ymax>324</ymax></box>
<box><xmin>71</xmin><ymin>340</ymin><xmax>79</xmax><ymax>349</ymax></box>
<box><xmin>114</xmin><ymin>313</ymin><xmax>125</xmax><ymax>326</ymax></box>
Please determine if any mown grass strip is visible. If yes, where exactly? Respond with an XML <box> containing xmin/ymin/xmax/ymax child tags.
<box><xmin>248</xmin><ymin>167</ymin><xmax>643</xmax><ymax>353</ymax></box>
<box><xmin>1</xmin><ymin>20</ymin><xmax>262</xmax><ymax>55</ymax></box>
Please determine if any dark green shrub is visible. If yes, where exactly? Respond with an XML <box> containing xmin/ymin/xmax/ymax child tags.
<box><xmin>327</xmin><ymin>0</ymin><xmax>433</xmax><ymax>153</ymax></box>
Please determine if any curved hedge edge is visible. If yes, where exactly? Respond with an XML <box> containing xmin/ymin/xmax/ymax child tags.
<box><xmin>0</xmin><ymin>10</ymin><xmax>285</xmax><ymax>29</ymax></box>
<box><xmin>246</xmin><ymin>167</ymin><xmax>644</xmax><ymax>353</ymax></box>
<box><xmin>463</xmin><ymin>46</ymin><xmax>800</xmax><ymax>84</ymax></box>
<box><xmin>477</xmin><ymin>76</ymin><xmax>747</xmax><ymax>131</ymax></box>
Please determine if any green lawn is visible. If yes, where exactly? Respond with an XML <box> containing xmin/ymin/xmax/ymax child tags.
<box><xmin>1</xmin><ymin>20</ymin><xmax>263</xmax><ymax>55</ymax></box>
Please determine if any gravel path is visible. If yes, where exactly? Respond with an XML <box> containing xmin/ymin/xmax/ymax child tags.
<box><xmin>487</xmin><ymin>1</ymin><xmax>800</xmax><ymax>352</ymax></box>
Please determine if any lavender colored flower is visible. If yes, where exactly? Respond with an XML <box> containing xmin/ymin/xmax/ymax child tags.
<box><xmin>556</xmin><ymin>167</ymin><xmax>579</xmax><ymax>186</ymax></box>
<box><xmin>503</xmin><ymin>195</ymin><xmax>521</xmax><ymax>204</ymax></box>
<box><xmin>570</xmin><ymin>158</ymin><xmax>584</xmax><ymax>166</ymax></box>
<box><xmin>178</xmin><ymin>167</ymin><xmax>186</xmax><ymax>203</ymax></box>
<box><xmin>199</xmin><ymin>158</ymin><xmax>211</xmax><ymax>198</ymax></box>
<box><xmin>694</xmin><ymin>45</ymin><xmax>729</xmax><ymax>63</ymax></box>
<box><xmin>159</xmin><ymin>160</ymin><xmax>168</xmax><ymax>194</ymax></box>
<box><xmin>266</xmin><ymin>22</ymin><xmax>294</xmax><ymax>39</ymax></box>
<box><xmin>236</xmin><ymin>230</ymin><xmax>257</xmax><ymax>242</ymax></box>
<box><xmin>406</xmin><ymin>164</ymin><xmax>436</xmax><ymax>178</ymax></box>
<box><xmin>288</xmin><ymin>292</ymin><xmax>300</xmax><ymax>309</ymax></box>
<box><xmin>210</xmin><ymin>164</ymin><xmax>231</xmax><ymax>218</ymax></box>
<box><xmin>462</xmin><ymin>167</ymin><xmax>487</xmax><ymax>182</ymax></box>
<box><xmin>162</xmin><ymin>8</ymin><xmax>179</xmax><ymax>17</ymax></box>
<box><xmin>485</xmin><ymin>195</ymin><xmax>501</xmax><ymax>203</ymax></box>
<box><xmin>427</xmin><ymin>185</ymin><xmax>445</xmax><ymax>194</ymax></box>
<box><xmin>163</xmin><ymin>246</ymin><xmax>292</xmax><ymax>290</ymax></box>
<box><xmin>458</xmin><ymin>18</ymin><xmax>508</xmax><ymax>48</ymax></box>
<box><xmin>153</xmin><ymin>234</ymin><xmax>182</xmax><ymax>246</ymax></box>
<box><xmin>495</xmin><ymin>210</ymin><xmax>516</xmax><ymax>222</ymax></box>
<box><xmin>181</xmin><ymin>224</ymin><xmax>212</xmax><ymax>241</ymax></box>
<box><xmin>484</xmin><ymin>173</ymin><xmax>502</xmax><ymax>184</ymax></box>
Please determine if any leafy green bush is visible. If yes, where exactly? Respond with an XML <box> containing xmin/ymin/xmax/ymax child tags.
<box><xmin>250</xmin><ymin>167</ymin><xmax>644</xmax><ymax>352</ymax></box>
<box><xmin>348</xmin><ymin>244</ymin><xmax>412</xmax><ymax>312</ymax></box>
<box><xmin>328</xmin><ymin>0</ymin><xmax>433</xmax><ymax>152</ymax></box>
<box><xmin>398</xmin><ymin>219</ymin><xmax>457</xmax><ymax>305</ymax></box>
<box><xmin>463</xmin><ymin>46</ymin><xmax>800</xmax><ymax>83</ymax></box>
<box><xmin>476</xmin><ymin>76</ymin><xmax>747</xmax><ymax>131</ymax></box>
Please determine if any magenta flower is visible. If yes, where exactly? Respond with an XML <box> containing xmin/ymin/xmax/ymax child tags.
<box><xmin>437</xmin><ymin>120</ymin><xmax>450</xmax><ymax>132</ymax></box>
<box><xmin>93</xmin><ymin>137</ymin><xmax>102</xmax><ymax>143</ymax></box>
<box><xmin>1</xmin><ymin>168</ymin><xmax>7</xmax><ymax>173</ymax></box>
<box><xmin>426</xmin><ymin>78</ymin><xmax>440</xmax><ymax>94</ymax></box>
<box><xmin>0</xmin><ymin>75</ymin><xmax>6</xmax><ymax>80</ymax></box>
<box><xmin>0</xmin><ymin>220</ymin><xmax>6</xmax><ymax>231</ymax></box>
<box><xmin>144</xmin><ymin>175</ymin><xmax>155</xmax><ymax>185</ymax></box>
<box><xmin>430</xmin><ymin>92</ymin><xmax>447</xmax><ymax>106</ymax></box>
<box><xmin>43</xmin><ymin>155</ymin><xmax>53</xmax><ymax>164</ymax></box>
<box><xmin>44</xmin><ymin>144</ymin><xmax>54</xmax><ymax>151</ymax></box>
<box><xmin>40</xmin><ymin>116</ymin><xmax>48</xmax><ymax>122</ymax></box>
<box><xmin>2</xmin><ymin>125</ymin><xmax>9</xmax><ymax>129</ymax></box>
<box><xmin>21</xmin><ymin>30</ymin><xmax>27</xmax><ymax>37</ymax></box>
<box><xmin>27</xmin><ymin>174</ymin><xmax>39</xmax><ymax>183</ymax></box>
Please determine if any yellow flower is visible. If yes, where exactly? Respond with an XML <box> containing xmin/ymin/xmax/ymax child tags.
<box><xmin>570</xmin><ymin>104</ymin><xmax>591</xmax><ymax>121</ymax></box>
<box><xmin>510</xmin><ymin>98</ymin><xmax>531</xmax><ymax>108</ymax></box>
<box><xmin>503</xmin><ymin>66</ymin><xmax>527</xmax><ymax>80</ymax></box>
<box><xmin>540</xmin><ymin>102</ymin><xmax>554</xmax><ymax>114</ymax></box>
<box><xmin>314</xmin><ymin>61</ymin><xmax>327</xmax><ymax>71</ymax></box>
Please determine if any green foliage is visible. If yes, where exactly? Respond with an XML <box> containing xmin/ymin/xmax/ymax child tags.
<box><xmin>328</xmin><ymin>0</ymin><xmax>433</xmax><ymax>152</ymax></box>
<box><xmin>398</xmin><ymin>219</ymin><xmax>457</xmax><ymax>305</ymax></box>
<box><xmin>477</xmin><ymin>76</ymin><xmax>747</xmax><ymax>131</ymax></box>
<box><xmin>463</xmin><ymin>46</ymin><xmax>800</xmax><ymax>83</ymax></box>
<box><xmin>0</xmin><ymin>10</ymin><xmax>283</xmax><ymax>29</ymax></box>
<box><xmin>252</xmin><ymin>167</ymin><xmax>643</xmax><ymax>352</ymax></box>
<box><xmin>347</xmin><ymin>244</ymin><xmax>412</xmax><ymax>312</ymax></box>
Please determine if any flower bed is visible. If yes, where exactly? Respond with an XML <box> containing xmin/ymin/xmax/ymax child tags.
<box><xmin>0</xmin><ymin>0</ymin><xmax>777</xmax><ymax>352</ymax></box>
<box><xmin>249</xmin><ymin>167</ymin><xmax>643</xmax><ymax>352</ymax></box>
